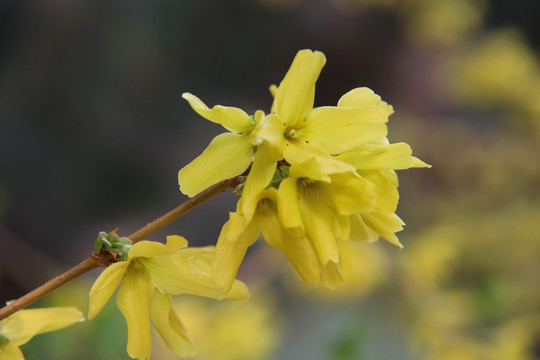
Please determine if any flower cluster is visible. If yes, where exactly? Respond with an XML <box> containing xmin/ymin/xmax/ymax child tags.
<box><xmin>88</xmin><ymin>235</ymin><xmax>249</xmax><ymax>360</ymax></box>
<box><xmin>179</xmin><ymin>49</ymin><xmax>429</xmax><ymax>290</ymax></box>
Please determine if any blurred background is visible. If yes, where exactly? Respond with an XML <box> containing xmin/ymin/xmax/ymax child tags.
<box><xmin>1</xmin><ymin>0</ymin><xmax>540</xmax><ymax>359</ymax></box>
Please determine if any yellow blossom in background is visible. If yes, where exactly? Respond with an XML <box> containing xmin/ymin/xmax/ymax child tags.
<box><xmin>88</xmin><ymin>235</ymin><xmax>249</xmax><ymax>360</ymax></box>
<box><xmin>406</xmin><ymin>0</ymin><xmax>485</xmax><ymax>46</ymax></box>
<box><xmin>154</xmin><ymin>292</ymin><xmax>282</xmax><ymax>360</ymax></box>
<box><xmin>0</xmin><ymin>307</ymin><xmax>84</xmax><ymax>360</ymax></box>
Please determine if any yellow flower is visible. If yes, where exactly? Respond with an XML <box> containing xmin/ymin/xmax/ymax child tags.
<box><xmin>89</xmin><ymin>235</ymin><xmax>249</xmax><ymax>360</ymax></box>
<box><xmin>253</xmin><ymin>52</ymin><xmax>391</xmax><ymax>175</ymax></box>
<box><xmin>0</xmin><ymin>307</ymin><xmax>83</xmax><ymax>360</ymax></box>
<box><xmin>178</xmin><ymin>50</ymin><xmax>392</xmax><ymax>198</ymax></box>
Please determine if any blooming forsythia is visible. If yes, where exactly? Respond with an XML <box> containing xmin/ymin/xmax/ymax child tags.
<box><xmin>179</xmin><ymin>49</ymin><xmax>429</xmax><ymax>291</ymax></box>
<box><xmin>88</xmin><ymin>235</ymin><xmax>249</xmax><ymax>360</ymax></box>
<box><xmin>2</xmin><ymin>49</ymin><xmax>428</xmax><ymax>360</ymax></box>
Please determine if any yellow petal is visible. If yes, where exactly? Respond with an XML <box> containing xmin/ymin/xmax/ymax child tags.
<box><xmin>323</xmin><ymin>172</ymin><xmax>377</xmax><ymax>215</ymax></box>
<box><xmin>129</xmin><ymin>236</ymin><xmax>187</xmax><ymax>259</ymax></box>
<box><xmin>142</xmin><ymin>254</ymin><xmax>226</xmax><ymax>300</ymax></box>
<box><xmin>285</xmin><ymin>143</ymin><xmax>355</xmax><ymax>181</ymax></box>
<box><xmin>239</xmin><ymin>145</ymin><xmax>277</xmax><ymax>218</ymax></box>
<box><xmin>271</xmin><ymin>50</ymin><xmax>326</xmax><ymax>128</ymax></box>
<box><xmin>88</xmin><ymin>261</ymin><xmax>130</xmax><ymax>319</ymax></box>
<box><xmin>116</xmin><ymin>268</ymin><xmax>153</xmax><ymax>360</ymax></box>
<box><xmin>337</xmin><ymin>87</ymin><xmax>394</xmax><ymax>115</ymax></box>
<box><xmin>178</xmin><ymin>132</ymin><xmax>253</xmax><ymax>197</ymax></box>
<box><xmin>212</xmin><ymin>215</ymin><xmax>260</xmax><ymax>291</ymax></box>
<box><xmin>182</xmin><ymin>93</ymin><xmax>253</xmax><ymax>133</ymax></box>
<box><xmin>301</xmin><ymin>106</ymin><xmax>389</xmax><ymax>154</ymax></box>
<box><xmin>150</xmin><ymin>292</ymin><xmax>196</xmax><ymax>358</ymax></box>
<box><xmin>411</xmin><ymin>156</ymin><xmax>432</xmax><ymax>168</ymax></box>
<box><xmin>259</xmin><ymin>200</ymin><xmax>321</xmax><ymax>285</ymax></box>
<box><xmin>349</xmin><ymin>214</ymin><xmax>380</xmax><ymax>243</ymax></box>
<box><xmin>0</xmin><ymin>342</ymin><xmax>24</xmax><ymax>359</ymax></box>
<box><xmin>336</xmin><ymin>143</ymin><xmax>425</xmax><ymax>170</ymax></box>
<box><xmin>319</xmin><ymin>260</ymin><xmax>344</xmax><ymax>289</ymax></box>
<box><xmin>224</xmin><ymin>280</ymin><xmax>251</xmax><ymax>301</ymax></box>
<box><xmin>359</xmin><ymin>170</ymin><xmax>399</xmax><ymax>213</ymax></box>
<box><xmin>277</xmin><ymin>177</ymin><xmax>304</xmax><ymax>236</ymax></box>
<box><xmin>2</xmin><ymin>307</ymin><xmax>84</xmax><ymax>346</ymax></box>
<box><xmin>362</xmin><ymin>211</ymin><xmax>405</xmax><ymax>247</ymax></box>
<box><xmin>299</xmin><ymin>187</ymin><xmax>340</xmax><ymax>264</ymax></box>
<box><xmin>250</xmin><ymin>114</ymin><xmax>286</xmax><ymax>160</ymax></box>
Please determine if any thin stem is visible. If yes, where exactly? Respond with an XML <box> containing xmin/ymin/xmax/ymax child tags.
<box><xmin>0</xmin><ymin>176</ymin><xmax>245</xmax><ymax>320</ymax></box>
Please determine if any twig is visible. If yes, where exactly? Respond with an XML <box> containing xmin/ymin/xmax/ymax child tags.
<box><xmin>0</xmin><ymin>176</ymin><xmax>245</xmax><ymax>320</ymax></box>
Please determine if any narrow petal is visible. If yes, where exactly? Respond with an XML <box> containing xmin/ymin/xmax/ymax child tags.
<box><xmin>277</xmin><ymin>178</ymin><xmax>304</xmax><ymax>236</ymax></box>
<box><xmin>319</xmin><ymin>260</ymin><xmax>344</xmax><ymax>289</ymax></box>
<box><xmin>0</xmin><ymin>342</ymin><xmax>24</xmax><ymax>359</ymax></box>
<box><xmin>88</xmin><ymin>261</ymin><xmax>130</xmax><ymax>319</ymax></box>
<box><xmin>337</xmin><ymin>87</ymin><xmax>394</xmax><ymax>115</ymax></box>
<box><xmin>301</xmin><ymin>106</ymin><xmax>389</xmax><ymax>154</ymax></box>
<box><xmin>299</xmin><ymin>186</ymin><xmax>340</xmax><ymax>264</ymax></box>
<box><xmin>239</xmin><ymin>145</ymin><xmax>277</xmax><ymax>218</ymax></box>
<box><xmin>349</xmin><ymin>214</ymin><xmax>380</xmax><ymax>243</ymax></box>
<box><xmin>271</xmin><ymin>50</ymin><xmax>326</xmax><ymax>128</ymax></box>
<box><xmin>150</xmin><ymin>292</ymin><xmax>196</xmax><ymax>358</ymax></box>
<box><xmin>323</xmin><ymin>172</ymin><xmax>377</xmax><ymax>215</ymax></box>
<box><xmin>142</xmin><ymin>254</ymin><xmax>227</xmax><ymax>300</ymax></box>
<box><xmin>178</xmin><ymin>132</ymin><xmax>253</xmax><ymax>197</ymax></box>
<box><xmin>335</xmin><ymin>143</ymin><xmax>425</xmax><ymax>170</ymax></box>
<box><xmin>411</xmin><ymin>156</ymin><xmax>432</xmax><ymax>168</ymax></box>
<box><xmin>182</xmin><ymin>93</ymin><xmax>253</xmax><ymax>133</ymax></box>
<box><xmin>359</xmin><ymin>170</ymin><xmax>399</xmax><ymax>213</ymax></box>
<box><xmin>116</xmin><ymin>268</ymin><xmax>153</xmax><ymax>360</ymax></box>
<box><xmin>129</xmin><ymin>236</ymin><xmax>187</xmax><ymax>259</ymax></box>
<box><xmin>212</xmin><ymin>215</ymin><xmax>260</xmax><ymax>291</ymax></box>
<box><xmin>224</xmin><ymin>280</ymin><xmax>251</xmax><ymax>301</ymax></box>
<box><xmin>250</xmin><ymin>114</ymin><xmax>286</xmax><ymax>161</ymax></box>
<box><xmin>362</xmin><ymin>211</ymin><xmax>405</xmax><ymax>247</ymax></box>
<box><xmin>3</xmin><ymin>307</ymin><xmax>84</xmax><ymax>346</ymax></box>
<box><xmin>285</xmin><ymin>143</ymin><xmax>355</xmax><ymax>181</ymax></box>
<box><xmin>259</xmin><ymin>200</ymin><xmax>322</xmax><ymax>285</ymax></box>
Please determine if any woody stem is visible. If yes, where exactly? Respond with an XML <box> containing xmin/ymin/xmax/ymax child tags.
<box><xmin>0</xmin><ymin>176</ymin><xmax>245</xmax><ymax>320</ymax></box>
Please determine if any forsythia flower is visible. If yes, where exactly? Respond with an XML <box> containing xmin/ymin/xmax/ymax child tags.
<box><xmin>179</xmin><ymin>49</ymin><xmax>429</xmax><ymax>290</ymax></box>
<box><xmin>88</xmin><ymin>235</ymin><xmax>249</xmax><ymax>360</ymax></box>
<box><xmin>0</xmin><ymin>307</ymin><xmax>84</xmax><ymax>359</ymax></box>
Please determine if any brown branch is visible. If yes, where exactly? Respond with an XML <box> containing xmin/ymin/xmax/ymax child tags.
<box><xmin>0</xmin><ymin>176</ymin><xmax>245</xmax><ymax>320</ymax></box>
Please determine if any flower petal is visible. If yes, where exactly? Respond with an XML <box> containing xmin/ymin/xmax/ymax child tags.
<box><xmin>239</xmin><ymin>145</ymin><xmax>277</xmax><ymax>219</ymax></box>
<box><xmin>337</xmin><ymin>87</ymin><xmax>394</xmax><ymax>115</ymax></box>
<box><xmin>349</xmin><ymin>214</ymin><xmax>380</xmax><ymax>243</ymax></box>
<box><xmin>323</xmin><ymin>172</ymin><xmax>377</xmax><ymax>215</ymax></box>
<box><xmin>150</xmin><ymin>292</ymin><xmax>196</xmax><ymax>358</ymax></box>
<box><xmin>0</xmin><ymin>342</ymin><xmax>24</xmax><ymax>359</ymax></box>
<box><xmin>250</xmin><ymin>114</ymin><xmax>286</xmax><ymax>161</ymax></box>
<box><xmin>336</xmin><ymin>143</ymin><xmax>426</xmax><ymax>170</ymax></box>
<box><xmin>277</xmin><ymin>178</ymin><xmax>304</xmax><ymax>236</ymax></box>
<box><xmin>129</xmin><ymin>236</ymin><xmax>188</xmax><ymax>259</ymax></box>
<box><xmin>319</xmin><ymin>260</ymin><xmax>344</xmax><ymax>289</ymax></box>
<box><xmin>259</xmin><ymin>199</ymin><xmax>321</xmax><ymax>285</ymax></box>
<box><xmin>88</xmin><ymin>261</ymin><xmax>130</xmax><ymax>319</ymax></box>
<box><xmin>298</xmin><ymin>185</ymin><xmax>340</xmax><ymax>264</ymax></box>
<box><xmin>362</xmin><ymin>211</ymin><xmax>405</xmax><ymax>247</ymax></box>
<box><xmin>142</xmin><ymin>254</ymin><xmax>226</xmax><ymax>300</ymax></box>
<box><xmin>271</xmin><ymin>50</ymin><xmax>326</xmax><ymax>128</ymax></box>
<box><xmin>2</xmin><ymin>307</ymin><xmax>84</xmax><ymax>346</ymax></box>
<box><xmin>358</xmin><ymin>170</ymin><xmax>399</xmax><ymax>213</ymax></box>
<box><xmin>178</xmin><ymin>132</ymin><xmax>253</xmax><ymax>197</ymax></box>
<box><xmin>182</xmin><ymin>93</ymin><xmax>253</xmax><ymax>133</ymax></box>
<box><xmin>116</xmin><ymin>268</ymin><xmax>153</xmax><ymax>360</ymax></box>
<box><xmin>212</xmin><ymin>214</ymin><xmax>260</xmax><ymax>291</ymax></box>
<box><xmin>301</xmin><ymin>106</ymin><xmax>389</xmax><ymax>154</ymax></box>
<box><xmin>285</xmin><ymin>143</ymin><xmax>355</xmax><ymax>181</ymax></box>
